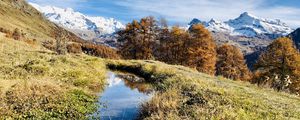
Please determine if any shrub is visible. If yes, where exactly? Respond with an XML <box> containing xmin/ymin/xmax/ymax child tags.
<box><xmin>42</xmin><ymin>40</ymin><xmax>55</xmax><ymax>51</ymax></box>
<box><xmin>67</xmin><ymin>43</ymin><xmax>82</xmax><ymax>54</ymax></box>
<box><xmin>81</xmin><ymin>43</ymin><xmax>120</xmax><ymax>59</ymax></box>
<box><xmin>12</xmin><ymin>28</ymin><xmax>22</xmax><ymax>40</ymax></box>
<box><xmin>0</xmin><ymin>27</ymin><xmax>10</xmax><ymax>34</ymax></box>
<box><xmin>24</xmin><ymin>39</ymin><xmax>37</xmax><ymax>46</ymax></box>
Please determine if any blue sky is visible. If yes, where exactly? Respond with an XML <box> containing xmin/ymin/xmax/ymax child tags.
<box><xmin>28</xmin><ymin>0</ymin><xmax>300</xmax><ymax>28</ymax></box>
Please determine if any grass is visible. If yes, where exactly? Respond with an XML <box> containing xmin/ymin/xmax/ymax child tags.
<box><xmin>0</xmin><ymin>1</ymin><xmax>299</xmax><ymax>118</ymax></box>
<box><xmin>0</xmin><ymin>34</ymin><xmax>107</xmax><ymax>119</ymax></box>
<box><xmin>1</xmin><ymin>31</ymin><xmax>300</xmax><ymax>119</ymax></box>
<box><xmin>106</xmin><ymin>60</ymin><xmax>300</xmax><ymax>119</ymax></box>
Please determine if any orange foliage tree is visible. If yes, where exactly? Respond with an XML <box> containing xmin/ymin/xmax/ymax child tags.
<box><xmin>254</xmin><ymin>37</ymin><xmax>300</xmax><ymax>94</ymax></box>
<box><xmin>118</xmin><ymin>16</ymin><xmax>158</xmax><ymax>60</ymax></box>
<box><xmin>216</xmin><ymin>44</ymin><xmax>251</xmax><ymax>81</ymax></box>
<box><xmin>186</xmin><ymin>24</ymin><xmax>217</xmax><ymax>75</ymax></box>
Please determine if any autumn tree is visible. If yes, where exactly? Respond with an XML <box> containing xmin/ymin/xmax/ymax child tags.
<box><xmin>216</xmin><ymin>44</ymin><xmax>251</xmax><ymax>81</ymax></box>
<box><xmin>154</xmin><ymin>18</ymin><xmax>170</xmax><ymax>61</ymax></box>
<box><xmin>118</xmin><ymin>16</ymin><xmax>158</xmax><ymax>60</ymax></box>
<box><xmin>186</xmin><ymin>24</ymin><xmax>217</xmax><ymax>75</ymax></box>
<box><xmin>254</xmin><ymin>37</ymin><xmax>300</xmax><ymax>93</ymax></box>
<box><xmin>157</xmin><ymin>26</ymin><xmax>189</xmax><ymax>65</ymax></box>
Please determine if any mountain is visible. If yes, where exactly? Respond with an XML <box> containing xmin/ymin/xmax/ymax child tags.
<box><xmin>289</xmin><ymin>28</ymin><xmax>300</xmax><ymax>49</ymax></box>
<box><xmin>0</xmin><ymin>0</ymin><xmax>85</xmax><ymax>43</ymax></box>
<box><xmin>189</xmin><ymin>12</ymin><xmax>294</xmax><ymax>55</ymax></box>
<box><xmin>29</xmin><ymin>3</ymin><xmax>125</xmax><ymax>46</ymax></box>
<box><xmin>190</xmin><ymin>12</ymin><xmax>293</xmax><ymax>38</ymax></box>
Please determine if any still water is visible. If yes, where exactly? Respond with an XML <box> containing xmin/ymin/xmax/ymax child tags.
<box><xmin>96</xmin><ymin>72</ymin><xmax>153</xmax><ymax>120</ymax></box>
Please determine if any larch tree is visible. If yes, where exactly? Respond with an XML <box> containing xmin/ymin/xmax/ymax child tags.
<box><xmin>157</xmin><ymin>26</ymin><xmax>189</xmax><ymax>65</ymax></box>
<box><xmin>216</xmin><ymin>44</ymin><xmax>251</xmax><ymax>81</ymax></box>
<box><xmin>117</xmin><ymin>20</ymin><xmax>141</xmax><ymax>59</ymax></box>
<box><xmin>118</xmin><ymin>16</ymin><xmax>158</xmax><ymax>60</ymax></box>
<box><xmin>186</xmin><ymin>24</ymin><xmax>217</xmax><ymax>75</ymax></box>
<box><xmin>155</xmin><ymin>18</ymin><xmax>171</xmax><ymax>62</ymax></box>
<box><xmin>254</xmin><ymin>37</ymin><xmax>300</xmax><ymax>94</ymax></box>
<box><xmin>168</xmin><ymin>26</ymin><xmax>189</xmax><ymax>65</ymax></box>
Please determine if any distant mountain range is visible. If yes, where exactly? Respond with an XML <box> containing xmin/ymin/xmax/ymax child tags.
<box><xmin>30</xmin><ymin>3</ymin><xmax>298</xmax><ymax>54</ymax></box>
<box><xmin>189</xmin><ymin>12</ymin><xmax>297</xmax><ymax>54</ymax></box>
<box><xmin>189</xmin><ymin>12</ymin><xmax>293</xmax><ymax>38</ymax></box>
<box><xmin>30</xmin><ymin>3</ymin><xmax>125</xmax><ymax>46</ymax></box>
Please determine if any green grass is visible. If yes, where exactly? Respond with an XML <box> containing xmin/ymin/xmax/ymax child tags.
<box><xmin>0</xmin><ymin>34</ymin><xmax>107</xmax><ymax>119</ymax></box>
<box><xmin>106</xmin><ymin>60</ymin><xmax>300</xmax><ymax>119</ymax></box>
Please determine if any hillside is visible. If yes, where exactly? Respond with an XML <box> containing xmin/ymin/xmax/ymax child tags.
<box><xmin>0</xmin><ymin>0</ymin><xmax>96</xmax><ymax>46</ymax></box>
<box><xmin>0</xmin><ymin>32</ymin><xmax>107</xmax><ymax>119</ymax></box>
<box><xmin>0</xmin><ymin>0</ymin><xmax>113</xmax><ymax>119</ymax></box>
<box><xmin>289</xmin><ymin>28</ymin><xmax>300</xmax><ymax>49</ymax></box>
<box><xmin>106</xmin><ymin>60</ymin><xmax>300</xmax><ymax>119</ymax></box>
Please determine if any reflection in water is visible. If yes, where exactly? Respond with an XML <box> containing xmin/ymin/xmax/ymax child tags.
<box><xmin>96</xmin><ymin>72</ymin><xmax>153</xmax><ymax>120</ymax></box>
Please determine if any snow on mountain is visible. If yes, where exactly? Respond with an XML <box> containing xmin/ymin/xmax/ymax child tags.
<box><xmin>189</xmin><ymin>12</ymin><xmax>293</xmax><ymax>38</ymax></box>
<box><xmin>29</xmin><ymin>3</ymin><xmax>125</xmax><ymax>42</ymax></box>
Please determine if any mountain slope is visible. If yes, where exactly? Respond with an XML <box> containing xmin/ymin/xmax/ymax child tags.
<box><xmin>0</xmin><ymin>0</ymin><xmax>109</xmax><ymax>119</ymax></box>
<box><xmin>0</xmin><ymin>0</ymin><xmax>87</xmax><ymax>43</ymax></box>
<box><xmin>190</xmin><ymin>12</ymin><xmax>293</xmax><ymax>38</ymax></box>
<box><xmin>29</xmin><ymin>3</ymin><xmax>125</xmax><ymax>45</ymax></box>
<box><xmin>289</xmin><ymin>28</ymin><xmax>300</xmax><ymax>49</ymax></box>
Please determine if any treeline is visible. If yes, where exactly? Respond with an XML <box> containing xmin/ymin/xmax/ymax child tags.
<box><xmin>117</xmin><ymin>16</ymin><xmax>299</xmax><ymax>95</ymax></box>
<box><xmin>0</xmin><ymin>26</ymin><xmax>120</xmax><ymax>59</ymax></box>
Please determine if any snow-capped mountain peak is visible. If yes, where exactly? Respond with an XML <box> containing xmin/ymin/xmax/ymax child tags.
<box><xmin>29</xmin><ymin>3</ymin><xmax>125</xmax><ymax>41</ymax></box>
<box><xmin>190</xmin><ymin>12</ymin><xmax>293</xmax><ymax>38</ymax></box>
<box><xmin>189</xmin><ymin>18</ymin><xmax>202</xmax><ymax>25</ymax></box>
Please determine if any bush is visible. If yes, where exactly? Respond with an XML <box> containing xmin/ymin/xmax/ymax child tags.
<box><xmin>67</xmin><ymin>43</ymin><xmax>82</xmax><ymax>54</ymax></box>
<box><xmin>12</xmin><ymin>28</ymin><xmax>22</xmax><ymax>40</ymax></box>
<box><xmin>24</xmin><ymin>39</ymin><xmax>37</xmax><ymax>46</ymax></box>
<box><xmin>0</xmin><ymin>27</ymin><xmax>10</xmax><ymax>34</ymax></box>
<box><xmin>82</xmin><ymin>43</ymin><xmax>120</xmax><ymax>59</ymax></box>
<box><xmin>42</xmin><ymin>40</ymin><xmax>55</xmax><ymax>51</ymax></box>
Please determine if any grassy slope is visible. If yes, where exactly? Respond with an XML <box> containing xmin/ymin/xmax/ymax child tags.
<box><xmin>0</xmin><ymin>33</ymin><xmax>107</xmax><ymax>119</ymax></box>
<box><xmin>0</xmin><ymin>0</ymin><xmax>85</xmax><ymax>45</ymax></box>
<box><xmin>0</xmin><ymin>0</ymin><xmax>56</xmax><ymax>41</ymax></box>
<box><xmin>0</xmin><ymin>0</ymin><xmax>109</xmax><ymax>119</ymax></box>
<box><xmin>107</xmin><ymin>60</ymin><xmax>300</xmax><ymax>119</ymax></box>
